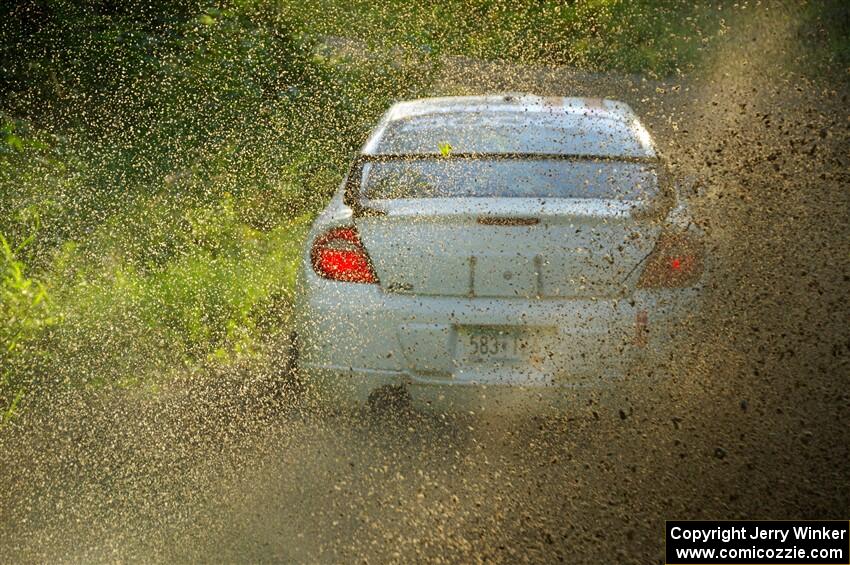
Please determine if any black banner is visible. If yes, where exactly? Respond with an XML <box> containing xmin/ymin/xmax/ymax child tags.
<box><xmin>666</xmin><ymin>520</ymin><xmax>850</xmax><ymax>564</ymax></box>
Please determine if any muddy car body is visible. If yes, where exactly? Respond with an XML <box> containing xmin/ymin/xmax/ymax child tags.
<box><xmin>293</xmin><ymin>94</ymin><xmax>704</xmax><ymax>408</ymax></box>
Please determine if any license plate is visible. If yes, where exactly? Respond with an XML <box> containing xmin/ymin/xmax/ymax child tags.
<box><xmin>461</xmin><ymin>328</ymin><xmax>524</xmax><ymax>363</ymax></box>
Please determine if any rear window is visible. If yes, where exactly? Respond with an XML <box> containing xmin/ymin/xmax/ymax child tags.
<box><xmin>360</xmin><ymin>158</ymin><xmax>659</xmax><ymax>201</ymax></box>
<box><xmin>373</xmin><ymin>112</ymin><xmax>652</xmax><ymax>157</ymax></box>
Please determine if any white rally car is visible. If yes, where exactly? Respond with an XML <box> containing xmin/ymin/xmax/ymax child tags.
<box><xmin>292</xmin><ymin>95</ymin><xmax>704</xmax><ymax>409</ymax></box>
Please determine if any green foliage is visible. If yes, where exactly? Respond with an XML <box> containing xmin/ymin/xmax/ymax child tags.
<box><xmin>37</xmin><ymin>212</ymin><xmax>311</xmax><ymax>387</ymax></box>
<box><xmin>0</xmin><ymin>3</ymin><xmax>349</xmax><ymax>411</ymax></box>
<box><xmin>800</xmin><ymin>0</ymin><xmax>850</xmax><ymax>72</ymax></box>
<box><xmin>0</xmin><ymin>231</ymin><xmax>56</xmax><ymax>419</ymax></box>
<box><xmin>290</xmin><ymin>0</ymin><xmax>728</xmax><ymax>76</ymax></box>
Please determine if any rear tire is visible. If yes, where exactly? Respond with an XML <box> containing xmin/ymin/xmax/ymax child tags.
<box><xmin>274</xmin><ymin>331</ymin><xmax>304</xmax><ymax>404</ymax></box>
<box><xmin>367</xmin><ymin>384</ymin><xmax>412</xmax><ymax>417</ymax></box>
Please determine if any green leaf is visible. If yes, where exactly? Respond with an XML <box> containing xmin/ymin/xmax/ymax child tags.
<box><xmin>5</xmin><ymin>134</ymin><xmax>23</xmax><ymax>152</ymax></box>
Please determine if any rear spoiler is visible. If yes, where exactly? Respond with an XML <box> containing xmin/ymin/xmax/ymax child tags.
<box><xmin>343</xmin><ymin>152</ymin><xmax>662</xmax><ymax>218</ymax></box>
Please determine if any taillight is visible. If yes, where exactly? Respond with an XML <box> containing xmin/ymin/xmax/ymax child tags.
<box><xmin>311</xmin><ymin>227</ymin><xmax>378</xmax><ymax>284</ymax></box>
<box><xmin>637</xmin><ymin>232</ymin><xmax>704</xmax><ymax>288</ymax></box>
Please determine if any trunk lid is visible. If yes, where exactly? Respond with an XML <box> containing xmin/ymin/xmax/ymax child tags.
<box><xmin>356</xmin><ymin>198</ymin><xmax>661</xmax><ymax>299</ymax></box>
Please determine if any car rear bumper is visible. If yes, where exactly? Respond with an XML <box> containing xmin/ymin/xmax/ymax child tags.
<box><xmin>294</xmin><ymin>273</ymin><xmax>700</xmax><ymax>403</ymax></box>
<box><xmin>297</xmin><ymin>363</ymin><xmax>676</xmax><ymax>414</ymax></box>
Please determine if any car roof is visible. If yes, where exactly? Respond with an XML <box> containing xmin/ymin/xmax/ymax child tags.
<box><xmin>362</xmin><ymin>94</ymin><xmax>656</xmax><ymax>159</ymax></box>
